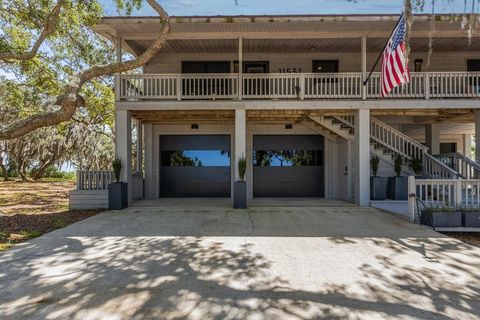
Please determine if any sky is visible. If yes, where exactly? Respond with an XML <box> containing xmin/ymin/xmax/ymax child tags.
<box><xmin>99</xmin><ymin>0</ymin><xmax>473</xmax><ymax>16</ymax></box>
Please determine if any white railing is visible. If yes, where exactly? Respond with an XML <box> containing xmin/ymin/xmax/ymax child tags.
<box><xmin>242</xmin><ymin>73</ymin><xmax>300</xmax><ymax>99</ymax></box>
<box><xmin>182</xmin><ymin>74</ymin><xmax>238</xmax><ymax>100</ymax></box>
<box><xmin>367</xmin><ymin>72</ymin><xmax>426</xmax><ymax>98</ymax></box>
<box><xmin>430</xmin><ymin>72</ymin><xmax>480</xmax><ymax>98</ymax></box>
<box><xmin>435</xmin><ymin>152</ymin><xmax>480</xmax><ymax>179</ymax></box>
<box><xmin>119</xmin><ymin>72</ymin><xmax>480</xmax><ymax>101</ymax></box>
<box><xmin>409</xmin><ymin>177</ymin><xmax>480</xmax><ymax>209</ymax></box>
<box><xmin>304</xmin><ymin>73</ymin><xmax>363</xmax><ymax>99</ymax></box>
<box><xmin>77</xmin><ymin>171</ymin><xmax>114</xmax><ymax>190</ymax></box>
<box><xmin>370</xmin><ymin>118</ymin><xmax>458</xmax><ymax>179</ymax></box>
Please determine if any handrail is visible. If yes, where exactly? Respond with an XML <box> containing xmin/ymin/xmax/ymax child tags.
<box><xmin>435</xmin><ymin>152</ymin><xmax>480</xmax><ymax>179</ymax></box>
<box><xmin>77</xmin><ymin>170</ymin><xmax>114</xmax><ymax>190</ymax></box>
<box><xmin>370</xmin><ymin>117</ymin><xmax>458</xmax><ymax>179</ymax></box>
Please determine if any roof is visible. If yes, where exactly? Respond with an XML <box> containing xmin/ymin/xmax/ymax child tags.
<box><xmin>91</xmin><ymin>14</ymin><xmax>480</xmax><ymax>56</ymax></box>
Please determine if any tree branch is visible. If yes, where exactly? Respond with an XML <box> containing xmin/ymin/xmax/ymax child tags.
<box><xmin>0</xmin><ymin>0</ymin><xmax>66</xmax><ymax>62</ymax></box>
<box><xmin>0</xmin><ymin>0</ymin><xmax>170</xmax><ymax>140</ymax></box>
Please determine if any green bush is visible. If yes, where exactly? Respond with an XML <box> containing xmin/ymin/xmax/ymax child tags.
<box><xmin>112</xmin><ymin>157</ymin><xmax>122</xmax><ymax>183</ymax></box>
<box><xmin>238</xmin><ymin>157</ymin><xmax>247</xmax><ymax>181</ymax></box>
<box><xmin>394</xmin><ymin>155</ymin><xmax>403</xmax><ymax>177</ymax></box>
<box><xmin>370</xmin><ymin>156</ymin><xmax>380</xmax><ymax>177</ymax></box>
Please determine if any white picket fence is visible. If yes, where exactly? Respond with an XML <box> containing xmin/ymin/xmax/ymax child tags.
<box><xmin>118</xmin><ymin>72</ymin><xmax>480</xmax><ymax>101</ymax></box>
<box><xmin>407</xmin><ymin>176</ymin><xmax>480</xmax><ymax>221</ymax></box>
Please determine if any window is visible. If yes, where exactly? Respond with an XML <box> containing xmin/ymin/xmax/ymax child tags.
<box><xmin>181</xmin><ymin>61</ymin><xmax>230</xmax><ymax>74</ymax></box>
<box><xmin>161</xmin><ymin>150</ymin><xmax>230</xmax><ymax>167</ymax></box>
<box><xmin>467</xmin><ymin>59</ymin><xmax>480</xmax><ymax>72</ymax></box>
<box><xmin>414</xmin><ymin>59</ymin><xmax>423</xmax><ymax>72</ymax></box>
<box><xmin>312</xmin><ymin>60</ymin><xmax>339</xmax><ymax>73</ymax></box>
<box><xmin>253</xmin><ymin>150</ymin><xmax>323</xmax><ymax>167</ymax></box>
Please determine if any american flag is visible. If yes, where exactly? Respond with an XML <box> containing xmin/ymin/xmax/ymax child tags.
<box><xmin>381</xmin><ymin>15</ymin><xmax>410</xmax><ymax>97</ymax></box>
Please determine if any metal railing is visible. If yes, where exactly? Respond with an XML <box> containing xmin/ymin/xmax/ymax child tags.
<box><xmin>118</xmin><ymin>72</ymin><xmax>480</xmax><ymax>101</ymax></box>
<box><xmin>76</xmin><ymin>171</ymin><xmax>114</xmax><ymax>190</ymax></box>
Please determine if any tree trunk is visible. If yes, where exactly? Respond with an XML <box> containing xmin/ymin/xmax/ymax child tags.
<box><xmin>32</xmin><ymin>158</ymin><xmax>56</xmax><ymax>181</ymax></box>
<box><xmin>0</xmin><ymin>155</ymin><xmax>8</xmax><ymax>181</ymax></box>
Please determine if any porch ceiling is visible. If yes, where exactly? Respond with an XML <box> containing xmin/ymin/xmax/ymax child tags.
<box><xmin>125</xmin><ymin>36</ymin><xmax>480</xmax><ymax>55</ymax></box>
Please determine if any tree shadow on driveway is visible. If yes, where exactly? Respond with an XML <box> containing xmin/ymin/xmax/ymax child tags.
<box><xmin>0</xmin><ymin>206</ymin><xmax>479</xmax><ymax>319</ymax></box>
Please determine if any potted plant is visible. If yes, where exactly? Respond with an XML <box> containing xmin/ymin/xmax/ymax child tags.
<box><xmin>370</xmin><ymin>155</ymin><xmax>386</xmax><ymax>200</ymax></box>
<box><xmin>410</xmin><ymin>158</ymin><xmax>424</xmax><ymax>178</ymax></box>
<box><xmin>462</xmin><ymin>208</ymin><xmax>480</xmax><ymax>228</ymax></box>
<box><xmin>234</xmin><ymin>157</ymin><xmax>247</xmax><ymax>209</ymax></box>
<box><xmin>108</xmin><ymin>157</ymin><xmax>128</xmax><ymax>210</ymax></box>
<box><xmin>421</xmin><ymin>207</ymin><xmax>462</xmax><ymax>228</ymax></box>
<box><xmin>387</xmin><ymin>155</ymin><xmax>408</xmax><ymax>200</ymax></box>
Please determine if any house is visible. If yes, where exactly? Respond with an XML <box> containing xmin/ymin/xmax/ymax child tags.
<box><xmin>70</xmin><ymin>14</ymin><xmax>480</xmax><ymax>215</ymax></box>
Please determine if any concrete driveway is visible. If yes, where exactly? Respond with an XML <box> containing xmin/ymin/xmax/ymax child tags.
<box><xmin>1</xmin><ymin>205</ymin><xmax>479</xmax><ymax>319</ymax></box>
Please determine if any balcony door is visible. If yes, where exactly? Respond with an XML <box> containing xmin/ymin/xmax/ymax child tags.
<box><xmin>242</xmin><ymin>61</ymin><xmax>269</xmax><ymax>96</ymax></box>
<box><xmin>181</xmin><ymin>61</ymin><xmax>230</xmax><ymax>97</ymax></box>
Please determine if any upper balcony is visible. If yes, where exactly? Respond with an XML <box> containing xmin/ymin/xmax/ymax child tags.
<box><xmin>118</xmin><ymin>71</ymin><xmax>480</xmax><ymax>101</ymax></box>
<box><xmin>93</xmin><ymin>14</ymin><xmax>480</xmax><ymax>104</ymax></box>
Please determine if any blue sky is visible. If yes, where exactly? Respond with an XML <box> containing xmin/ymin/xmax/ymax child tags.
<box><xmin>99</xmin><ymin>0</ymin><xmax>471</xmax><ymax>16</ymax></box>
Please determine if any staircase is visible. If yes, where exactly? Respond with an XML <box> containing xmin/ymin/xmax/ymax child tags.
<box><xmin>310</xmin><ymin>115</ymin><xmax>460</xmax><ymax>179</ymax></box>
<box><xmin>435</xmin><ymin>152</ymin><xmax>480</xmax><ymax>179</ymax></box>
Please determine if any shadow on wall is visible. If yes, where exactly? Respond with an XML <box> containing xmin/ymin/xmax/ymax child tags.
<box><xmin>0</xmin><ymin>232</ymin><xmax>479</xmax><ymax>319</ymax></box>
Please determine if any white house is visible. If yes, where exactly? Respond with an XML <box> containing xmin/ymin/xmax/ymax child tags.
<box><xmin>70</xmin><ymin>14</ymin><xmax>480</xmax><ymax>214</ymax></box>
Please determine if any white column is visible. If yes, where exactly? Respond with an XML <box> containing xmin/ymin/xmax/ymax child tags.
<box><xmin>143</xmin><ymin>124</ymin><xmax>155</xmax><ymax>199</ymax></box>
<box><xmin>136</xmin><ymin>121</ymin><xmax>143</xmax><ymax>173</ymax></box>
<box><xmin>235</xmin><ymin>109</ymin><xmax>246</xmax><ymax>181</ymax></box>
<box><xmin>355</xmin><ymin>109</ymin><xmax>370</xmax><ymax>206</ymax></box>
<box><xmin>361</xmin><ymin>35</ymin><xmax>367</xmax><ymax>100</ymax></box>
<box><xmin>425</xmin><ymin>124</ymin><xmax>440</xmax><ymax>155</ymax></box>
<box><xmin>115</xmin><ymin>110</ymin><xmax>132</xmax><ymax>205</ymax></box>
<box><xmin>238</xmin><ymin>37</ymin><xmax>243</xmax><ymax>100</ymax></box>
<box><xmin>464</xmin><ymin>134</ymin><xmax>472</xmax><ymax>159</ymax></box>
<box><xmin>115</xmin><ymin>37</ymin><xmax>122</xmax><ymax>102</ymax></box>
<box><xmin>475</xmin><ymin>110</ymin><xmax>480</xmax><ymax>162</ymax></box>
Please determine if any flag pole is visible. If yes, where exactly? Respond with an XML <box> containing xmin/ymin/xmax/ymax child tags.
<box><xmin>363</xmin><ymin>14</ymin><xmax>404</xmax><ymax>86</ymax></box>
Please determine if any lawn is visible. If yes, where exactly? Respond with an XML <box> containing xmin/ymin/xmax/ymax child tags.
<box><xmin>0</xmin><ymin>179</ymin><xmax>102</xmax><ymax>251</ymax></box>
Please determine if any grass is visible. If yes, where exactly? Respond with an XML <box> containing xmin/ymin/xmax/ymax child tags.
<box><xmin>0</xmin><ymin>179</ymin><xmax>103</xmax><ymax>251</ymax></box>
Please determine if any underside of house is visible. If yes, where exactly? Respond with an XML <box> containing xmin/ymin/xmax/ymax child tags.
<box><xmin>70</xmin><ymin>14</ymin><xmax>480</xmax><ymax>221</ymax></box>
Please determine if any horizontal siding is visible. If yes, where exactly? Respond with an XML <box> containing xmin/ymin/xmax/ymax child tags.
<box><xmin>145</xmin><ymin>51</ymin><xmax>480</xmax><ymax>74</ymax></box>
<box><xmin>69</xmin><ymin>190</ymin><xmax>108</xmax><ymax>210</ymax></box>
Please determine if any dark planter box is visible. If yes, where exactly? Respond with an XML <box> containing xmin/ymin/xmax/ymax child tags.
<box><xmin>387</xmin><ymin>176</ymin><xmax>408</xmax><ymax>200</ymax></box>
<box><xmin>108</xmin><ymin>182</ymin><xmax>128</xmax><ymax>210</ymax></box>
<box><xmin>421</xmin><ymin>210</ymin><xmax>462</xmax><ymax>228</ymax></box>
<box><xmin>233</xmin><ymin>181</ymin><xmax>247</xmax><ymax>209</ymax></box>
<box><xmin>463</xmin><ymin>212</ymin><xmax>480</xmax><ymax>228</ymax></box>
<box><xmin>370</xmin><ymin>176</ymin><xmax>386</xmax><ymax>200</ymax></box>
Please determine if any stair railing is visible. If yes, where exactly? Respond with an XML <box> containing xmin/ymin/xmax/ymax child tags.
<box><xmin>370</xmin><ymin>117</ymin><xmax>458</xmax><ymax>179</ymax></box>
<box><xmin>435</xmin><ymin>152</ymin><xmax>480</xmax><ymax>179</ymax></box>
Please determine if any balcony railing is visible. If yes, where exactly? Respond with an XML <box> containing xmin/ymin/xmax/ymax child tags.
<box><xmin>118</xmin><ymin>72</ymin><xmax>480</xmax><ymax>101</ymax></box>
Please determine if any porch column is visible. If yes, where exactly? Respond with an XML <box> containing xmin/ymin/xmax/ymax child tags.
<box><xmin>235</xmin><ymin>109</ymin><xmax>246</xmax><ymax>181</ymax></box>
<box><xmin>115</xmin><ymin>37</ymin><xmax>122</xmax><ymax>102</ymax></box>
<box><xmin>464</xmin><ymin>134</ymin><xmax>472</xmax><ymax>159</ymax></box>
<box><xmin>361</xmin><ymin>35</ymin><xmax>367</xmax><ymax>100</ymax></box>
<box><xmin>425</xmin><ymin>124</ymin><xmax>440</xmax><ymax>155</ymax></box>
<box><xmin>144</xmin><ymin>123</ymin><xmax>155</xmax><ymax>199</ymax></box>
<box><xmin>115</xmin><ymin>109</ymin><xmax>132</xmax><ymax>205</ymax></box>
<box><xmin>136</xmin><ymin>121</ymin><xmax>143</xmax><ymax>173</ymax></box>
<box><xmin>476</xmin><ymin>110</ymin><xmax>480</xmax><ymax>162</ymax></box>
<box><xmin>355</xmin><ymin>109</ymin><xmax>370</xmax><ymax>206</ymax></box>
<box><xmin>238</xmin><ymin>37</ymin><xmax>243</xmax><ymax>100</ymax></box>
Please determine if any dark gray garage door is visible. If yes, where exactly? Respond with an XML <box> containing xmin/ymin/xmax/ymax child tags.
<box><xmin>253</xmin><ymin>135</ymin><xmax>324</xmax><ymax>197</ymax></box>
<box><xmin>160</xmin><ymin>135</ymin><xmax>231</xmax><ymax>197</ymax></box>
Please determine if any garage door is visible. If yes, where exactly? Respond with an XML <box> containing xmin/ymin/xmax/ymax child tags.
<box><xmin>160</xmin><ymin>135</ymin><xmax>231</xmax><ymax>197</ymax></box>
<box><xmin>253</xmin><ymin>135</ymin><xmax>324</xmax><ymax>197</ymax></box>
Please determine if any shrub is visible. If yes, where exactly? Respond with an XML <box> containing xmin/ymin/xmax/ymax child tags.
<box><xmin>112</xmin><ymin>157</ymin><xmax>122</xmax><ymax>183</ymax></box>
<box><xmin>410</xmin><ymin>158</ymin><xmax>423</xmax><ymax>175</ymax></box>
<box><xmin>238</xmin><ymin>157</ymin><xmax>246</xmax><ymax>181</ymax></box>
<box><xmin>370</xmin><ymin>156</ymin><xmax>380</xmax><ymax>177</ymax></box>
<box><xmin>394</xmin><ymin>155</ymin><xmax>403</xmax><ymax>177</ymax></box>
